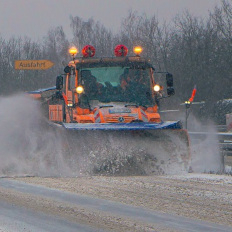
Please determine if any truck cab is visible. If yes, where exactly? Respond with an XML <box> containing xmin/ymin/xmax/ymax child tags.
<box><xmin>50</xmin><ymin>45</ymin><xmax>174</xmax><ymax>124</ymax></box>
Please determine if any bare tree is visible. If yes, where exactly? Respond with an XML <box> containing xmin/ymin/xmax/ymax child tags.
<box><xmin>70</xmin><ymin>16</ymin><xmax>113</xmax><ymax>56</ymax></box>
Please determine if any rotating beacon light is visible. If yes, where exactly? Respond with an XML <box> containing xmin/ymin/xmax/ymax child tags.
<box><xmin>133</xmin><ymin>46</ymin><xmax>143</xmax><ymax>56</ymax></box>
<box><xmin>114</xmin><ymin>44</ymin><xmax>128</xmax><ymax>57</ymax></box>
<box><xmin>69</xmin><ymin>46</ymin><xmax>78</xmax><ymax>60</ymax></box>
<box><xmin>82</xmin><ymin>45</ymin><xmax>96</xmax><ymax>57</ymax></box>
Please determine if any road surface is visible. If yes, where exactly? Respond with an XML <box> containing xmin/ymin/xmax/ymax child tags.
<box><xmin>0</xmin><ymin>174</ymin><xmax>232</xmax><ymax>231</ymax></box>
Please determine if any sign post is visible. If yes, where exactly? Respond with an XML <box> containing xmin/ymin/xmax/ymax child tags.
<box><xmin>15</xmin><ymin>60</ymin><xmax>54</xmax><ymax>70</ymax></box>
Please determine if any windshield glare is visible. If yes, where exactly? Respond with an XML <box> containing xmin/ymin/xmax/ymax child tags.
<box><xmin>79</xmin><ymin>66</ymin><xmax>153</xmax><ymax>107</ymax></box>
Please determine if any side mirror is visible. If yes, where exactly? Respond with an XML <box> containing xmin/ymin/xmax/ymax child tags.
<box><xmin>167</xmin><ymin>87</ymin><xmax>175</xmax><ymax>96</ymax></box>
<box><xmin>64</xmin><ymin>65</ymin><xmax>71</xmax><ymax>74</ymax></box>
<box><xmin>166</xmin><ymin>73</ymin><xmax>173</xmax><ymax>87</ymax></box>
<box><xmin>166</xmin><ymin>73</ymin><xmax>175</xmax><ymax>96</ymax></box>
<box><xmin>56</xmin><ymin>75</ymin><xmax>63</xmax><ymax>90</ymax></box>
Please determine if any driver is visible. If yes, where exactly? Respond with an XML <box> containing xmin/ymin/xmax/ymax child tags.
<box><xmin>81</xmin><ymin>70</ymin><xmax>104</xmax><ymax>97</ymax></box>
<box><xmin>120</xmin><ymin>69</ymin><xmax>151</xmax><ymax>105</ymax></box>
<box><xmin>120</xmin><ymin>68</ymin><xmax>131</xmax><ymax>91</ymax></box>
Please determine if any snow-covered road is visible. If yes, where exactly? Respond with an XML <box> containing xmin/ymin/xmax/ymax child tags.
<box><xmin>0</xmin><ymin>174</ymin><xmax>232</xmax><ymax>231</ymax></box>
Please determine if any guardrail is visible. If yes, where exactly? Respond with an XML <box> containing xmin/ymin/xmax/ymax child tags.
<box><xmin>217</xmin><ymin>125</ymin><xmax>228</xmax><ymax>132</ymax></box>
<box><xmin>193</xmin><ymin>125</ymin><xmax>228</xmax><ymax>132</ymax></box>
<box><xmin>188</xmin><ymin>131</ymin><xmax>232</xmax><ymax>140</ymax></box>
<box><xmin>189</xmin><ymin>132</ymin><xmax>232</xmax><ymax>153</ymax></box>
<box><xmin>188</xmin><ymin>130</ymin><xmax>232</xmax><ymax>172</ymax></box>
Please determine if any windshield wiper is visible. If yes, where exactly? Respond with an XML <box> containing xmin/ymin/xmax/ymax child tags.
<box><xmin>99</xmin><ymin>105</ymin><xmax>114</xmax><ymax>108</ymax></box>
<box><xmin>125</xmin><ymin>103</ymin><xmax>148</xmax><ymax>109</ymax></box>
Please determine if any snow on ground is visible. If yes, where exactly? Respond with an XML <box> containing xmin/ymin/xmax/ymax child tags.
<box><xmin>163</xmin><ymin>173</ymin><xmax>232</xmax><ymax>184</ymax></box>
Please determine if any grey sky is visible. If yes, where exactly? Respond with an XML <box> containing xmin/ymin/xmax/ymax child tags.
<box><xmin>0</xmin><ymin>0</ymin><xmax>219</xmax><ymax>40</ymax></box>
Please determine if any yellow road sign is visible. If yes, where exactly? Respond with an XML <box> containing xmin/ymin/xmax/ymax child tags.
<box><xmin>15</xmin><ymin>60</ymin><xmax>54</xmax><ymax>70</ymax></box>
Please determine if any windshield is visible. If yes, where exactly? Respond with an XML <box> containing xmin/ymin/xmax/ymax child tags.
<box><xmin>79</xmin><ymin>66</ymin><xmax>153</xmax><ymax>107</ymax></box>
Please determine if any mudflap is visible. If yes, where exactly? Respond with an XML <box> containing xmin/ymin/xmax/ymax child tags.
<box><xmin>62</xmin><ymin>128</ymin><xmax>191</xmax><ymax>176</ymax></box>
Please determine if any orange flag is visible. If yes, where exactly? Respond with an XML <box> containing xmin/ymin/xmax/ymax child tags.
<box><xmin>189</xmin><ymin>85</ymin><xmax>197</xmax><ymax>102</ymax></box>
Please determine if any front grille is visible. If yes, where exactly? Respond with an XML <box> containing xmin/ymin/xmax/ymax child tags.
<box><xmin>105</xmin><ymin>116</ymin><xmax>135</xmax><ymax>123</ymax></box>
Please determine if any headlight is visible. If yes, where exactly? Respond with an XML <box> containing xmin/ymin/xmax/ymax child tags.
<box><xmin>154</xmin><ymin>84</ymin><xmax>161</xmax><ymax>92</ymax></box>
<box><xmin>76</xmin><ymin>86</ymin><xmax>84</xmax><ymax>94</ymax></box>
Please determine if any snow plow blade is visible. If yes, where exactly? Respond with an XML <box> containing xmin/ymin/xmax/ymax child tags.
<box><xmin>62</xmin><ymin>121</ymin><xmax>191</xmax><ymax>176</ymax></box>
<box><xmin>62</xmin><ymin>121</ymin><xmax>182</xmax><ymax>130</ymax></box>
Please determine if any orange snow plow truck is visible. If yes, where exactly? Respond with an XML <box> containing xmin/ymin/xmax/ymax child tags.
<box><xmin>29</xmin><ymin>45</ymin><xmax>190</xmax><ymax>175</ymax></box>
